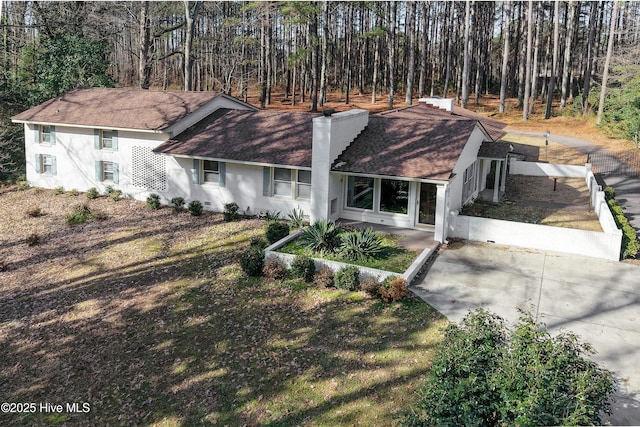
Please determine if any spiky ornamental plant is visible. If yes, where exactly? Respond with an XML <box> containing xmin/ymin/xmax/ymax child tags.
<box><xmin>339</xmin><ymin>228</ymin><xmax>383</xmax><ymax>261</ymax></box>
<box><xmin>299</xmin><ymin>219</ymin><xmax>339</xmax><ymax>254</ymax></box>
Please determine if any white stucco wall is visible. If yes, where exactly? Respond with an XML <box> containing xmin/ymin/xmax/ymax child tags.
<box><xmin>449</xmin><ymin>126</ymin><xmax>488</xmax><ymax>213</ymax></box>
<box><xmin>310</xmin><ymin>109</ymin><xmax>369</xmax><ymax>222</ymax></box>
<box><xmin>25</xmin><ymin>123</ymin><xmax>171</xmax><ymax>197</ymax></box>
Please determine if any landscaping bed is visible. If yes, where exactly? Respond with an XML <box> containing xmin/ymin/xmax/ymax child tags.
<box><xmin>0</xmin><ymin>185</ymin><xmax>446</xmax><ymax>426</ymax></box>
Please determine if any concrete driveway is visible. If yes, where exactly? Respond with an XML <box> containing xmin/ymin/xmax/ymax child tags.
<box><xmin>411</xmin><ymin>241</ymin><xmax>640</xmax><ymax>425</ymax></box>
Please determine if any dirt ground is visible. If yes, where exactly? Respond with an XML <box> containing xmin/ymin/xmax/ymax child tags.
<box><xmin>464</xmin><ymin>176</ymin><xmax>602</xmax><ymax>232</ymax></box>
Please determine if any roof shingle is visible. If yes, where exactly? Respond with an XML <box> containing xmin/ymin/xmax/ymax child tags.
<box><xmin>11</xmin><ymin>88</ymin><xmax>225</xmax><ymax>131</ymax></box>
<box><xmin>154</xmin><ymin>109</ymin><xmax>320</xmax><ymax>168</ymax></box>
<box><xmin>331</xmin><ymin>117</ymin><xmax>479</xmax><ymax>180</ymax></box>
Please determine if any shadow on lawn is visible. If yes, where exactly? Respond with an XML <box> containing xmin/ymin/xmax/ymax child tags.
<box><xmin>0</xmin><ymin>214</ymin><xmax>443</xmax><ymax>426</ymax></box>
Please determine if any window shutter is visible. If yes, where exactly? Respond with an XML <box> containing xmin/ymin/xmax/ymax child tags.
<box><xmin>34</xmin><ymin>126</ymin><xmax>40</xmax><ymax>144</ymax></box>
<box><xmin>112</xmin><ymin>130</ymin><xmax>118</xmax><ymax>151</ymax></box>
<box><xmin>218</xmin><ymin>162</ymin><xmax>226</xmax><ymax>187</ymax></box>
<box><xmin>94</xmin><ymin>129</ymin><xmax>100</xmax><ymax>149</ymax></box>
<box><xmin>35</xmin><ymin>154</ymin><xmax>41</xmax><ymax>174</ymax></box>
<box><xmin>51</xmin><ymin>157</ymin><xmax>57</xmax><ymax>176</ymax></box>
<box><xmin>50</xmin><ymin>126</ymin><xmax>56</xmax><ymax>145</ymax></box>
<box><xmin>263</xmin><ymin>167</ymin><xmax>271</xmax><ymax>196</ymax></box>
<box><xmin>192</xmin><ymin>159</ymin><xmax>200</xmax><ymax>184</ymax></box>
<box><xmin>112</xmin><ymin>162</ymin><xmax>119</xmax><ymax>184</ymax></box>
<box><xmin>95</xmin><ymin>161</ymin><xmax>102</xmax><ymax>181</ymax></box>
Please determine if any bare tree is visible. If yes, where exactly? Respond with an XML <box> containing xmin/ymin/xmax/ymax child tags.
<box><xmin>598</xmin><ymin>1</ymin><xmax>620</xmax><ymax>124</ymax></box>
<box><xmin>560</xmin><ymin>0</ymin><xmax>576</xmax><ymax>109</ymax></box>
<box><xmin>405</xmin><ymin>1</ymin><xmax>416</xmax><ymax>105</ymax></box>
<box><xmin>499</xmin><ymin>1</ymin><xmax>511</xmax><ymax>114</ymax></box>
<box><xmin>460</xmin><ymin>0</ymin><xmax>472</xmax><ymax>108</ymax></box>
<box><xmin>523</xmin><ymin>0</ymin><xmax>533</xmax><ymax>120</ymax></box>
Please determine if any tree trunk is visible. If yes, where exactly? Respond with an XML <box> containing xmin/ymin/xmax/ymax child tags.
<box><xmin>310</xmin><ymin>5</ymin><xmax>319</xmax><ymax>112</ymax></box>
<box><xmin>499</xmin><ymin>1</ymin><xmax>511</xmax><ymax>113</ymax></box>
<box><xmin>545</xmin><ymin>0</ymin><xmax>560</xmax><ymax>119</ymax></box>
<box><xmin>560</xmin><ymin>0</ymin><xmax>576</xmax><ymax>109</ymax></box>
<box><xmin>387</xmin><ymin>1</ymin><xmax>397</xmax><ymax>109</ymax></box>
<box><xmin>583</xmin><ymin>1</ymin><xmax>599</xmax><ymax>115</ymax></box>
<box><xmin>138</xmin><ymin>1</ymin><xmax>152</xmax><ymax>89</ymax></box>
<box><xmin>320</xmin><ymin>1</ymin><xmax>328</xmax><ymax>106</ymax></box>
<box><xmin>597</xmin><ymin>1</ymin><xmax>619</xmax><ymax>124</ymax></box>
<box><xmin>184</xmin><ymin>1</ymin><xmax>201</xmax><ymax>91</ymax></box>
<box><xmin>461</xmin><ymin>0</ymin><xmax>472</xmax><ymax>108</ymax></box>
<box><xmin>523</xmin><ymin>0</ymin><xmax>533</xmax><ymax>120</ymax></box>
<box><xmin>405</xmin><ymin>1</ymin><xmax>416</xmax><ymax>105</ymax></box>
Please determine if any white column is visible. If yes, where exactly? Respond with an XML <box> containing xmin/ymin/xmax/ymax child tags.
<box><xmin>493</xmin><ymin>160</ymin><xmax>502</xmax><ymax>203</ymax></box>
<box><xmin>434</xmin><ymin>183</ymin><xmax>448</xmax><ymax>242</ymax></box>
<box><xmin>500</xmin><ymin>158</ymin><xmax>507</xmax><ymax>192</ymax></box>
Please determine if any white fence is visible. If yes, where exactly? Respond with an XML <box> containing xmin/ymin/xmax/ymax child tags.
<box><xmin>449</xmin><ymin>161</ymin><xmax>622</xmax><ymax>261</ymax></box>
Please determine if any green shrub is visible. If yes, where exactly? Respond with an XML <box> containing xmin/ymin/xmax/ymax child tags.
<box><xmin>262</xmin><ymin>257</ymin><xmax>288</xmax><ymax>280</ymax></box>
<box><xmin>287</xmin><ymin>208</ymin><xmax>306</xmax><ymax>229</ymax></box>
<box><xmin>604</xmin><ymin>186</ymin><xmax>615</xmax><ymax>201</ymax></box>
<box><xmin>334</xmin><ymin>265</ymin><xmax>360</xmax><ymax>291</ymax></box>
<box><xmin>188</xmin><ymin>200</ymin><xmax>203</xmax><ymax>216</ymax></box>
<box><xmin>290</xmin><ymin>255</ymin><xmax>315</xmax><ymax>282</ymax></box>
<box><xmin>104</xmin><ymin>185</ymin><xmax>115</xmax><ymax>196</ymax></box>
<box><xmin>109</xmin><ymin>189</ymin><xmax>122</xmax><ymax>201</ymax></box>
<box><xmin>53</xmin><ymin>186</ymin><xmax>64</xmax><ymax>195</ymax></box>
<box><xmin>265</xmin><ymin>221</ymin><xmax>290</xmax><ymax>244</ymax></box>
<box><xmin>249</xmin><ymin>236</ymin><xmax>268</xmax><ymax>250</ymax></box>
<box><xmin>240</xmin><ymin>247</ymin><xmax>264</xmax><ymax>277</ymax></box>
<box><xmin>68</xmin><ymin>189</ymin><xmax>79</xmax><ymax>196</ymax></box>
<box><xmin>223</xmin><ymin>202</ymin><xmax>240</xmax><ymax>222</ymax></box>
<box><xmin>339</xmin><ymin>228</ymin><xmax>384</xmax><ymax>261</ymax></box>
<box><xmin>300</xmin><ymin>219</ymin><xmax>339</xmax><ymax>253</ymax></box>
<box><xmin>379</xmin><ymin>276</ymin><xmax>408</xmax><ymax>302</ymax></box>
<box><xmin>313</xmin><ymin>267</ymin><xmax>335</xmax><ymax>288</ymax></box>
<box><xmin>403</xmin><ymin>309</ymin><xmax>615</xmax><ymax>427</ymax></box>
<box><xmin>262</xmin><ymin>210</ymin><xmax>281</xmax><ymax>221</ymax></box>
<box><xmin>16</xmin><ymin>181</ymin><xmax>29</xmax><ymax>191</ymax></box>
<box><xmin>606</xmin><ymin>194</ymin><xmax>639</xmax><ymax>259</ymax></box>
<box><xmin>67</xmin><ymin>204</ymin><xmax>93</xmax><ymax>225</ymax></box>
<box><xmin>86</xmin><ymin>187</ymin><xmax>99</xmax><ymax>199</ymax></box>
<box><xmin>171</xmin><ymin>197</ymin><xmax>185</xmax><ymax>212</ymax></box>
<box><xmin>146</xmin><ymin>193</ymin><xmax>161</xmax><ymax>210</ymax></box>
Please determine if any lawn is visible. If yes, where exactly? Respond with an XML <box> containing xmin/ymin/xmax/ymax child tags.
<box><xmin>0</xmin><ymin>186</ymin><xmax>446</xmax><ymax>426</ymax></box>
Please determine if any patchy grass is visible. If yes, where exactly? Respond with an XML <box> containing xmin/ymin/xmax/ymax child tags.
<box><xmin>0</xmin><ymin>185</ymin><xmax>446</xmax><ymax>426</ymax></box>
<box><xmin>280</xmin><ymin>233</ymin><xmax>419</xmax><ymax>274</ymax></box>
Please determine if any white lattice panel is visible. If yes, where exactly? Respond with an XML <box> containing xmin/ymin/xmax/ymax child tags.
<box><xmin>131</xmin><ymin>146</ymin><xmax>167</xmax><ymax>191</ymax></box>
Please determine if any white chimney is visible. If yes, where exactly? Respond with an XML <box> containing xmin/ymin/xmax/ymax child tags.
<box><xmin>418</xmin><ymin>97</ymin><xmax>455</xmax><ymax>112</ymax></box>
<box><xmin>310</xmin><ymin>109</ymin><xmax>368</xmax><ymax>222</ymax></box>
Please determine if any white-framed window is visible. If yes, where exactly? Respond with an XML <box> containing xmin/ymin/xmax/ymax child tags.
<box><xmin>345</xmin><ymin>175</ymin><xmax>410</xmax><ymax>215</ymax></box>
<box><xmin>263</xmin><ymin>167</ymin><xmax>311</xmax><ymax>199</ymax></box>
<box><xmin>273</xmin><ymin>167</ymin><xmax>292</xmax><ymax>197</ymax></box>
<box><xmin>203</xmin><ymin>160</ymin><xmax>219</xmax><ymax>183</ymax></box>
<box><xmin>35</xmin><ymin>154</ymin><xmax>57</xmax><ymax>175</ymax></box>
<box><xmin>296</xmin><ymin>170</ymin><xmax>311</xmax><ymax>200</ymax></box>
<box><xmin>38</xmin><ymin>125</ymin><xmax>55</xmax><ymax>145</ymax></box>
<box><xmin>346</xmin><ymin>176</ymin><xmax>374</xmax><ymax>210</ymax></box>
<box><xmin>96</xmin><ymin>161</ymin><xmax>119</xmax><ymax>183</ymax></box>
<box><xmin>95</xmin><ymin>129</ymin><xmax>118</xmax><ymax>151</ymax></box>
<box><xmin>462</xmin><ymin>161</ymin><xmax>478</xmax><ymax>202</ymax></box>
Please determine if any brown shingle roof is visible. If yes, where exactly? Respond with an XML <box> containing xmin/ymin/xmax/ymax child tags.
<box><xmin>478</xmin><ymin>141</ymin><xmax>514</xmax><ymax>159</ymax></box>
<box><xmin>11</xmin><ymin>88</ymin><xmax>225</xmax><ymax>131</ymax></box>
<box><xmin>332</xmin><ymin>117</ymin><xmax>479</xmax><ymax>180</ymax></box>
<box><xmin>379</xmin><ymin>102</ymin><xmax>507</xmax><ymax>141</ymax></box>
<box><xmin>154</xmin><ymin>109</ymin><xmax>320</xmax><ymax>168</ymax></box>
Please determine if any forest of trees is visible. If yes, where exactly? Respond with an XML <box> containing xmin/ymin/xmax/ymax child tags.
<box><xmin>1</xmin><ymin>1</ymin><xmax>640</xmax><ymax>179</ymax></box>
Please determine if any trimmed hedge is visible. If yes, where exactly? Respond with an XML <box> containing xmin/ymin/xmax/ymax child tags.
<box><xmin>604</xmin><ymin>187</ymin><xmax>639</xmax><ymax>259</ymax></box>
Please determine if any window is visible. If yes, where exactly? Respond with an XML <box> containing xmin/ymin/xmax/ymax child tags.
<box><xmin>95</xmin><ymin>129</ymin><xmax>118</xmax><ymax>151</ymax></box>
<box><xmin>296</xmin><ymin>170</ymin><xmax>311</xmax><ymax>199</ymax></box>
<box><xmin>380</xmin><ymin>179</ymin><xmax>409</xmax><ymax>214</ymax></box>
<box><xmin>96</xmin><ymin>161</ymin><xmax>119</xmax><ymax>183</ymax></box>
<box><xmin>39</xmin><ymin>125</ymin><xmax>54</xmax><ymax>145</ymax></box>
<box><xmin>273</xmin><ymin>168</ymin><xmax>292</xmax><ymax>196</ymax></box>
<box><xmin>346</xmin><ymin>176</ymin><xmax>374</xmax><ymax>210</ymax></box>
<box><xmin>203</xmin><ymin>160</ymin><xmax>219</xmax><ymax>183</ymax></box>
<box><xmin>462</xmin><ymin>161</ymin><xmax>477</xmax><ymax>202</ymax></box>
<box><xmin>35</xmin><ymin>154</ymin><xmax>56</xmax><ymax>175</ymax></box>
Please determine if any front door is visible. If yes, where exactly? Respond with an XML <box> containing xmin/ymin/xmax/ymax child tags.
<box><xmin>417</xmin><ymin>183</ymin><xmax>437</xmax><ymax>226</ymax></box>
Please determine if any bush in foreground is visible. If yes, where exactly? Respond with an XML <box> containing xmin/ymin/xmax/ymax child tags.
<box><xmin>240</xmin><ymin>247</ymin><xmax>264</xmax><ymax>277</ymax></box>
<box><xmin>402</xmin><ymin>309</ymin><xmax>615</xmax><ymax>427</ymax></box>
<box><xmin>379</xmin><ymin>276</ymin><xmax>407</xmax><ymax>302</ymax></box>
<box><xmin>334</xmin><ymin>265</ymin><xmax>360</xmax><ymax>291</ymax></box>
<box><xmin>188</xmin><ymin>200</ymin><xmax>203</xmax><ymax>216</ymax></box>
<box><xmin>146</xmin><ymin>193</ymin><xmax>161</xmax><ymax>210</ymax></box>
<box><xmin>290</xmin><ymin>255</ymin><xmax>315</xmax><ymax>282</ymax></box>
<box><xmin>265</xmin><ymin>221</ymin><xmax>290</xmax><ymax>244</ymax></box>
